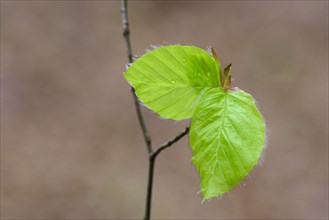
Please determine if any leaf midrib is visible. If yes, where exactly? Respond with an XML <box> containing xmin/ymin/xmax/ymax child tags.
<box><xmin>206</xmin><ymin>94</ymin><xmax>229</xmax><ymax>194</ymax></box>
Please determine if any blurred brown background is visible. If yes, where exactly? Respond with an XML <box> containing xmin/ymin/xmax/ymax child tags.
<box><xmin>1</xmin><ymin>1</ymin><xmax>328</xmax><ymax>219</ymax></box>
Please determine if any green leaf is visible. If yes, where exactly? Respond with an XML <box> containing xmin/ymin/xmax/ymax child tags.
<box><xmin>190</xmin><ymin>88</ymin><xmax>265</xmax><ymax>200</ymax></box>
<box><xmin>124</xmin><ymin>45</ymin><xmax>266</xmax><ymax>201</ymax></box>
<box><xmin>124</xmin><ymin>45</ymin><xmax>221</xmax><ymax>120</ymax></box>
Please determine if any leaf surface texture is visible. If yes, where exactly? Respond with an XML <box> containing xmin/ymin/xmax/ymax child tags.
<box><xmin>125</xmin><ymin>45</ymin><xmax>220</xmax><ymax>120</ymax></box>
<box><xmin>190</xmin><ymin>88</ymin><xmax>265</xmax><ymax>199</ymax></box>
<box><xmin>124</xmin><ymin>45</ymin><xmax>266</xmax><ymax>200</ymax></box>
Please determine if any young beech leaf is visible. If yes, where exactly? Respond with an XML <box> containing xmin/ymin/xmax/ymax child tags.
<box><xmin>190</xmin><ymin>87</ymin><xmax>265</xmax><ymax>200</ymax></box>
<box><xmin>124</xmin><ymin>45</ymin><xmax>221</xmax><ymax>120</ymax></box>
<box><xmin>124</xmin><ymin>45</ymin><xmax>266</xmax><ymax>201</ymax></box>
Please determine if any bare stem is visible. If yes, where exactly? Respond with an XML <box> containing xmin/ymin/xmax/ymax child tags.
<box><xmin>121</xmin><ymin>1</ymin><xmax>190</xmax><ymax>219</ymax></box>
<box><xmin>151</xmin><ymin>127</ymin><xmax>190</xmax><ymax>159</ymax></box>
<box><xmin>144</xmin><ymin>126</ymin><xmax>189</xmax><ymax>220</ymax></box>
<box><xmin>121</xmin><ymin>0</ymin><xmax>152</xmax><ymax>153</ymax></box>
<box><xmin>144</xmin><ymin>156</ymin><xmax>155</xmax><ymax>220</ymax></box>
<box><xmin>121</xmin><ymin>0</ymin><xmax>132</xmax><ymax>64</ymax></box>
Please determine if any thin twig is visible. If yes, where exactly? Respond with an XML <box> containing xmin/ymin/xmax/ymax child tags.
<box><xmin>144</xmin><ymin>156</ymin><xmax>155</xmax><ymax>220</ymax></box>
<box><xmin>121</xmin><ymin>0</ymin><xmax>132</xmax><ymax>63</ymax></box>
<box><xmin>145</xmin><ymin>126</ymin><xmax>189</xmax><ymax>220</ymax></box>
<box><xmin>132</xmin><ymin>89</ymin><xmax>152</xmax><ymax>153</ymax></box>
<box><xmin>121</xmin><ymin>0</ymin><xmax>152</xmax><ymax>153</ymax></box>
<box><xmin>120</xmin><ymin>1</ymin><xmax>190</xmax><ymax>219</ymax></box>
<box><xmin>151</xmin><ymin>127</ymin><xmax>190</xmax><ymax>159</ymax></box>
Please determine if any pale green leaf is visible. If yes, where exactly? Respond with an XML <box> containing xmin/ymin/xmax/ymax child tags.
<box><xmin>190</xmin><ymin>88</ymin><xmax>265</xmax><ymax>200</ymax></box>
<box><xmin>124</xmin><ymin>45</ymin><xmax>221</xmax><ymax>120</ymax></box>
<box><xmin>123</xmin><ymin>45</ymin><xmax>266</xmax><ymax>201</ymax></box>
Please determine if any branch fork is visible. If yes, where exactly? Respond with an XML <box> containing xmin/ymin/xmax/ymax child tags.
<box><xmin>121</xmin><ymin>1</ymin><xmax>189</xmax><ymax>219</ymax></box>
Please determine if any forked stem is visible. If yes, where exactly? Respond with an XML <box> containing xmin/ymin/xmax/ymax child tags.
<box><xmin>121</xmin><ymin>1</ymin><xmax>189</xmax><ymax>219</ymax></box>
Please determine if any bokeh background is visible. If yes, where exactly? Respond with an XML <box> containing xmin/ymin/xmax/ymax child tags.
<box><xmin>1</xmin><ymin>1</ymin><xmax>328</xmax><ymax>219</ymax></box>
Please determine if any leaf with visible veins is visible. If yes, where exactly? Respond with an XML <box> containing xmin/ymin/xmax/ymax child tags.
<box><xmin>124</xmin><ymin>45</ymin><xmax>266</xmax><ymax>200</ymax></box>
<box><xmin>190</xmin><ymin>88</ymin><xmax>265</xmax><ymax>200</ymax></box>
<box><xmin>125</xmin><ymin>45</ymin><xmax>221</xmax><ymax>120</ymax></box>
